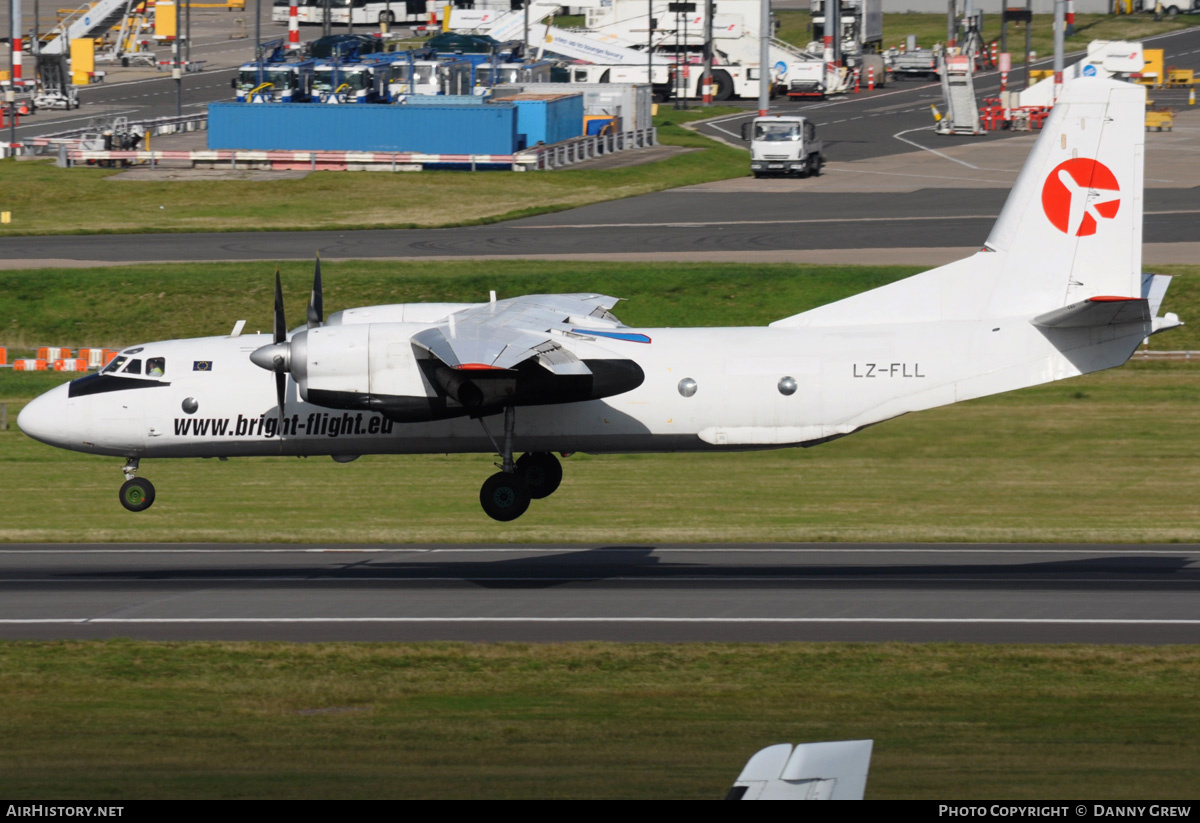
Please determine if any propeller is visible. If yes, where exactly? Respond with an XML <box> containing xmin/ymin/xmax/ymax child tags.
<box><xmin>249</xmin><ymin>256</ymin><xmax>326</xmax><ymax>434</ymax></box>
<box><xmin>249</xmin><ymin>267</ymin><xmax>290</xmax><ymax>432</ymax></box>
<box><xmin>307</xmin><ymin>253</ymin><xmax>323</xmax><ymax>330</ymax></box>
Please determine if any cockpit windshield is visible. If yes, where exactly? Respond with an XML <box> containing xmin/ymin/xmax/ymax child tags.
<box><xmin>100</xmin><ymin>355</ymin><xmax>165</xmax><ymax>377</ymax></box>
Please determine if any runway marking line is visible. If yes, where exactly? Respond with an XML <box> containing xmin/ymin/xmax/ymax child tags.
<box><xmin>0</xmin><ymin>547</ymin><xmax>1197</xmax><ymax>555</ymax></box>
<box><xmin>2</xmin><ymin>617</ymin><xmax>1199</xmax><ymax>625</ymax></box>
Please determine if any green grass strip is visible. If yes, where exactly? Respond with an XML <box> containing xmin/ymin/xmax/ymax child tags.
<box><xmin>0</xmin><ymin>641</ymin><xmax>1197</xmax><ymax>799</ymax></box>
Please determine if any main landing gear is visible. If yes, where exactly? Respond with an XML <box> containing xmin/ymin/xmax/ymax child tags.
<box><xmin>118</xmin><ymin>457</ymin><xmax>156</xmax><ymax>512</ymax></box>
<box><xmin>477</xmin><ymin>407</ymin><xmax>565</xmax><ymax>522</ymax></box>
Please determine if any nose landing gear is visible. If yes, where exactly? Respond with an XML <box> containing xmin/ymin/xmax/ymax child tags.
<box><xmin>118</xmin><ymin>458</ymin><xmax>156</xmax><ymax>512</ymax></box>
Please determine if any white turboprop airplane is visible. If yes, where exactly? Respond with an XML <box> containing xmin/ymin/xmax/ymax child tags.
<box><xmin>18</xmin><ymin>78</ymin><xmax>1182</xmax><ymax>521</ymax></box>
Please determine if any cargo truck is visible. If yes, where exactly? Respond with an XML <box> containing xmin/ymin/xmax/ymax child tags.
<box><xmin>742</xmin><ymin>115</ymin><xmax>823</xmax><ymax>178</ymax></box>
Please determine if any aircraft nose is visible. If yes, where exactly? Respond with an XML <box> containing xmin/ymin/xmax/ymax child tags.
<box><xmin>17</xmin><ymin>382</ymin><xmax>71</xmax><ymax>448</ymax></box>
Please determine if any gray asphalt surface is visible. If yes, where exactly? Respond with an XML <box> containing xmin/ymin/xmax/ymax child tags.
<box><xmin>2</xmin><ymin>543</ymin><xmax>1197</xmax><ymax>642</ymax></box>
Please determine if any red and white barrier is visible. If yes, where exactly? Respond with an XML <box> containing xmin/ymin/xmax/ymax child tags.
<box><xmin>38</xmin><ymin>346</ymin><xmax>71</xmax><ymax>361</ymax></box>
<box><xmin>288</xmin><ymin>0</ymin><xmax>301</xmax><ymax>50</ymax></box>
<box><xmin>867</xmin><ymin>66</ymin><xmax>874</xmax><ymax>91</ymax></box>
<box><xmin>53</xmin><ymin>358</ymin><xmax>87</xmax><ymax>372</ymax></box>
<box><xmin>14</xmin><ymin>359</ymin><xmax>47</xmax><ymax>371</ymax></box>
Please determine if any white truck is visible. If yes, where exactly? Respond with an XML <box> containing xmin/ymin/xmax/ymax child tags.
<box><xmin>468</xmin><ymin>0</ymin><xmax>806</xmax><ymax>100</ymax></box>
<box><xmin>743</xmin><ymin>115</ymin><xmax>823</xmax><ymax>179</ymax></box>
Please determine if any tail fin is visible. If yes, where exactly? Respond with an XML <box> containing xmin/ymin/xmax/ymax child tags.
<box><xmin>773</xmin><ymin>78</ymin><xmax>1145</xmax><ymax>328</ymax></box>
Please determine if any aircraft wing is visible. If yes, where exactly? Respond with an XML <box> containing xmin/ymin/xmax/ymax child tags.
<box><xmin>410</xmin><ymin>293</ymin><xmax>626</xmax><ymax>376</ymax></box>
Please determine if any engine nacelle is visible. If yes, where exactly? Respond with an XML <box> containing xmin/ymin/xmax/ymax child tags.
<box><xmin>287</xmin><ymin>322</ymin><xmax>645</xmax><ymax>422</ymax></box>
<box><xmin>292</xmin><ymin>322</ymin><xmax>451</xmax><ymax>422</ymax></box>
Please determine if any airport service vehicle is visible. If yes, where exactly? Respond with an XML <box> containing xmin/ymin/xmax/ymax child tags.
<box><xmin>743</xmin><ymin>115</ymin><xmax>823</xmax><ymax>178</ymax></box>
<box><xmin>473</xmin><ymin>0</ymin><xmax>795</xmax><ymax>100</ymax></box>
<box><xmin>890</xmin><ymin>46</ymin><xmax>940</xmax><ymax>80</ymax></box>
<box><xmin>312</xmin><ymin>62</ymin><xmax>377</xmax><ymax>102</ymax></box>
<box><xmin>474</xmin><ymin>60</ymin><xmax>554</xmax><ymax>89</ymax></box>
<box><xmin>272</xmin><ymin>0</ymin><xmax>334</xmax><ymax>25</ymax></box>
<box><xmin>331</xmin><ymin>0</ymin><xmax>444</xmax><ymax>26</ymax></box>
<box><xmin>233</xmin><ymin>60</ymin><xmax>316</xmax><ymax>102</ymax></box>
<box><xmin>18</xmin><ymin>79</ymin><xmax>1181</xmax><ymax>522</ymax></box>
<box><xmin>370</xmin><ymin>55</ymin><xmax>473</xmax><ymax>99</ymax></box>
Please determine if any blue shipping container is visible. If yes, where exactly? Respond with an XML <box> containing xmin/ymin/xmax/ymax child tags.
<box><xmin>503</xmin><ymin>93</ymin><xmax>584</xmax><ymax>149</ymax></box>
<box><xmin>208</xmin><ymin>102</ymin><xmax>518</xmax><ymax>154</ymax></box>
<box><xmin>403</xmin><ymin>95</ymin><xmax>487</xmax><ymax>105</ymax></box>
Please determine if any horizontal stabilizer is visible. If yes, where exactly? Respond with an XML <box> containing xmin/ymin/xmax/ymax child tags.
<box><xmin>1032</xmin><ymin>296</ymin><xmax>1149</xmax><ymax>329</ymax></box>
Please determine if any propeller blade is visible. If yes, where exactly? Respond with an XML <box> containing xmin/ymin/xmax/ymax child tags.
<box><xmin>275</xmin><ymin>370</ymin><xmax>287</xmax><ymax>432</ymax></box>
<box><xmin>273</xmin><ymin>267</ymin><xmax>286</xmax><ymax>345</ymax></box>
<box><xmin>307</xmin><ymin>253</ymin><xmax>323</xmax><ymax>330</ymax></box>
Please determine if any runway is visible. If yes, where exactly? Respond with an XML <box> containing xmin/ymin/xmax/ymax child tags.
<box><xmin>2</xmin><ymin>543</ymin><xmax>1197</xmax><ymax>644</ymax></box>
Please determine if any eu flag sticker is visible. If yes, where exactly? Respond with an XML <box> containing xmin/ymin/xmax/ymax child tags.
<box><xmin>193</xmin><ymin>361</ymin><xmax>213</xmax><ymax>372</ymax></box>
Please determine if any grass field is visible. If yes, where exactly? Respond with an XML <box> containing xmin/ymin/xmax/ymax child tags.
<box><xmin>0</xmin><ymin>107</ymin><xmax>745</xmax><ymax>237</ymax></box>
<box><xmin>0</xmin><ymin>642</ymin><xmax>1196</xmax><ymax>799</ymax></box>
<box><xmin>1</xmin><ymin>261</ymin><xmax>1196</xmax><ymax>544</ymax></box>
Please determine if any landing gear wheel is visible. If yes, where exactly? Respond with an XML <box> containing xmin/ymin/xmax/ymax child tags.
<box><xmin>516</xmin><ymin>452</ymin><xmax>563</xmax><ymax>499</ymax></box>
<box><xmin>119</xmin><ymin>478</ymin><xmax>156</xmax><ymax>512</ymax></box>
<box><xmin>480</xmin><ymin>472</ymin><xmax>531</xmax><ymax>522</ymax></box>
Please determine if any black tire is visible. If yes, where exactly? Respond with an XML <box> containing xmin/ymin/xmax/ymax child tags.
<box><xmin>516</xmin><ymin>452</ymin><xmax>563</xmax><ymax>500</ymax></box>
<box><xmin>811</xmin><ymin>154</ymin><xmax>824</xmax><ymax>177</ymax></box>
<box><xmin>119</xmin><ymin>478</ymin><xmax>155</xmax><ymax>512</ymax></box>
<box><xmin>711</xmin><ymin>70</ymin><xmax>734</xmax><ymax>101</ymax></box>
<box><xmin>378</xmin><ymin>10</ymin><xmax>394</xmax><ymax>24</ymax></box>
<box><xmin>480</xmin><ymin>472</ymin><xmax>531</xmax><ymax>522</ymax></box>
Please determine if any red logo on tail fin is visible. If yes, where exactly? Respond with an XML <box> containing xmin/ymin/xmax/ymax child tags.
<box><xmin>1041</xmin><ymin>158</ymin><xmax>1121</xmax><ymax>237</ymax></box>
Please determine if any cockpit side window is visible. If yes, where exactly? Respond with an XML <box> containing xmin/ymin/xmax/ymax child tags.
<box><xmin>147</xmin><ymin>357</ymin><xmax>166</xmax><ymax>377</ymax></box>
<box><xmin>102</xmin><ymin>356</ymin><xmax>128</xmax><ymax>374</ymax></box>
<box><xmin>122</xmin><ymin>359</ymin><xmax>143</xmax><ymax>375</ymax></box>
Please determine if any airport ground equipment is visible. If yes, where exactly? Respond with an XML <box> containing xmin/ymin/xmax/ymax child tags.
<box><xmin>809</xmin><ymin>0</ymin><xmax>883</xmax><ymax>80</ymax></box>
<box><xmin>890</xmin><ymin>44</ymin><xmax>941</xmax><ymax>80</ymax></box>
<box><xmin>234</xmin><ymin>59</ymin><xmax>316</xmax><ymax>102</ymax></box>
<box><xmin>1145</xmin><ymin>107</ymin><xmax>1174</xmax><ymax>131</ymax></box>
<box><xmin>743</xmin><ymin>114</ymin><xmax>823</xmax><ymax>178</ymax></box>
<box><xmin>469</xmin><ymin>0</ymin><xmax>811</xmax><ymax>101</ymax></box>
<box><xmin>936</xmin><ymin>53</ymin><xmax>981</xmax><ymax>135</ymax></box>
<box><xmin>368</xmin><ymin>54</ymin><xmax>473</xmax><ymax>99</ymax></box>
<box><xmin>40</xmin><ymin>0</ymin><xmax>132</xmax><ymax>55</ymax></box>
<box><xmin>312</xmin><ymin>61</ymin><xmax>378</xmax><ymax>102</ymax></box>
<box><xmin>33</xmin><ymin>55</ymin><xmax>79</xmax><ymax>109</ymax></box>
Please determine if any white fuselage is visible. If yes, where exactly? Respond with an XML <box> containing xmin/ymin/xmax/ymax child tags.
<box><xmin>19</xmin><ymin>311</ymin><xmax>1137</xmax><ymax>462</ymax></box>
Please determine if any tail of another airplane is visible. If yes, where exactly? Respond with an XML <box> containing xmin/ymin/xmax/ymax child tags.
<box><xmin>773</xmin><ymin>78</ymin><xmax>1151</xmax><ymax>328</ymax></box>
